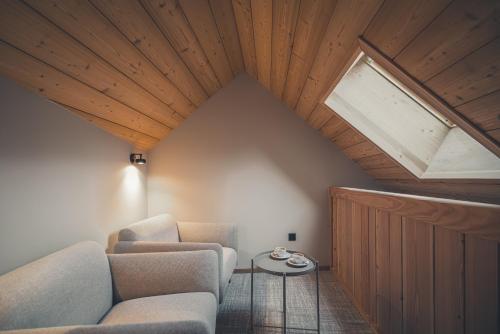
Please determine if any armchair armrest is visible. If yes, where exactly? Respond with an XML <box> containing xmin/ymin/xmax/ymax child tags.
<box><xmin>177</xmin><ymin>222</ymin><xmax>237</xmax><ymax>249</ymax></box>
<box><xmin>107</xmin><ymin>250</ymin><xmax>219</xmax><ymax>303</ymax></box>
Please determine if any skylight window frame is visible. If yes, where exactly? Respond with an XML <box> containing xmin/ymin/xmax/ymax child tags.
<box><xmin>320</xmin><ymin>38</ymin><xmax>499</xmax><ymax>160</ymax></box>
<box><xmin>320</xmin><ymin>38</ymin><xmax>500</xmax><ymax>181</ymax></box>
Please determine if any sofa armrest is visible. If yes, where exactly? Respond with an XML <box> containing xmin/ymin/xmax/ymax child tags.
<box><xmin>107</xmin><ymin>251</ymin><xmax>219</xmax><ymax>303</ymax></box>
<box><xmin>177</xmin><ymin>222</ymin><xmax>237</xmax><ymax>249</ymax></box>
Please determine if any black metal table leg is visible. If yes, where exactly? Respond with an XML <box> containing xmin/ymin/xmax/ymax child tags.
<box><xmin>316</xmin><ymin>261</ymin><xmax>320</xmax><ymax>333</ymax></box>
<box><xmin>283</xmin><ymin>273</ymin><xmax>287</xmax><ymax>334</ymax></box>
<box><xmin>250</xmin><ymin>259</ymin><xmax>254</xmax><ymax>332</ymax></box>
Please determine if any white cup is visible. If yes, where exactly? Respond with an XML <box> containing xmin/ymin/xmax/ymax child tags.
<box><xmin>273</xmin><ymin>247</ymin><xmax>287</xmax><ymax>257</ymax></box>
<box><xmin>291</xmin><ymin>253</ymin><xmax>306</xmax><ymax>263</ymax></box>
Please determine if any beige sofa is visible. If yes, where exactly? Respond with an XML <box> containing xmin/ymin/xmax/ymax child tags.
<box><xmin>0</xmin><ymin>241</ymin><xmax>219</xmax><ymax>333</ymax></box>
<box><xmin>113</xmin><ymin>214</ymin><xmax>237</xmax><ymax>301</ymax></box>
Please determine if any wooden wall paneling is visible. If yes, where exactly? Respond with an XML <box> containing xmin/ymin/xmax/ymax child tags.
<box><xmin>363</xmin><ymin>0</ymin><xmax>452</xmax><ymax>58</ymax></box>
<box><xmin>343</xmin><ymin>141</ymin><xmax>382</xmax><ymax>161</ymax></box>
<box><xmin>319</xmin><ymin>114</ymin><xmax>350</xmax><ymax>139</ymax></box>
<box><xmin>402</xmin><ymin>218</ymin><xmax>434</xmax><ymax>334</ymax></box>
<box><xmin>209</xmin><ymin>0</ymin><xmax>245</xmax><ymax>75</ymax></box>
<box><xmin>389</xmin><ymin>213</ymin><xmax>403</xmax><ymax>334</ymax></box>
<box><xmin>232</xmin><ymin>0</ymin><xmax>258</xmax><ymax>79</ymax></box>
<box><xmin>455</xmin><ymin>90</ymin><xmax>500</xmax><ymax>135</ymax></box>
<box><xmin>344</xmin><ymin>199</ymin><xmax>353</xmax><ymax>293</ymax></box>
<box><xmin>0</xmin><ymin>41</ymin><xmax>169</xmax><ymax>139</ymax></box>
<box><xmin>282</xmin><ymin>0</ymin><xmax>336</xmax><ymax>109</ymax></box>
<box><xmin>434</xmin><ymin>226</ymin><xmax>465</xmax><ymax>334</ymax></box>
<box><xmin>376</xmin><ymin>209</ymin><xmax>391</xmax><ymax>334</ymax></box>
<box><xmin>368</xmin><ymin>206</ymin><xmax>377</xmax><ymax>325</ymax></box>
<box><xmin>0</xmin><ymin>0</ymin><xmax>181</xmax><ymax>129</ymax></box>
<box><xmin>270</xmin><ymin>0</ymin><xmax>300</xmax><ymax>99</ymax></box>
<box><xmin>360</xmin><ymin>203</ymin><xmax>371</xmax><ymax>315</ymax></box>
<box><xmin>250</xmin><ymin>0</ymin><xmax>272</xmax><ymax>90</ymax></box>
<box><xmin>65</xmin><ymin>105</ymin><xmax>160</xmax><ymax>151</ymax></box>
<box><xmin>140</xmin><ymin>0</ymin><xmax>222</xmax><ymax>95</ymax></box>
<box><xmin>352</xmin><ymin>201</ymin><xmax>363</xmax><ymax>306</ymax></box>
<box><xmin>331</xmin><ymin>189</ymin><xmax>337</xmax><ymax>275</ymax></box>
<box><xmin>465</xmin><ymin>235</ymin><xmax>499</xmax><ymax>334</ymax></box>
<box><xmin>27</xmin><ymin>0</ymin><xmax>195</xmax><ymax>118</ymax></box>
<box><xmin>336</xmin><ymin>197</ymin><xmax>345</xmax><ymax>284</ymax></box>
<box><xmin>91</xmin><ymin>0</ymin><xmax>208</xmax><ymax>107</ymax></box>
<box><xmin>395</xmin><ymin>0</ymin><xmax>500</xmax><ymax>82</ymax></box>
<box><xmin>308</xmin><ymin>104</ymin><xmax>334</xmax><ymax>130</ymax></box>
<box><xmin>294</xmin><ymin>0</ymin><xmax>383</xmax><ymax>120</ymax></box>
<box><xmin>179</xmin><ymin>0</ymin><xmax>234</xmax><ymax>86</ymax></box>
<box><xmin>425</xmin><ymin>38</ymin><xmax>500</xmax><ymax>107</ymax></box>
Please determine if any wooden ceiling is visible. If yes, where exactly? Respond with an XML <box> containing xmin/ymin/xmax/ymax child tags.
<box><xmin>0</xmin><ymin>0</ymin><xmax>499</xmax><ymax>203</ymax></box>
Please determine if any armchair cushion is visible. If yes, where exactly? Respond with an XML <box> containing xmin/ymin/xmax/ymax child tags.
<box><xmin>222</xmin><ymin>247</ymin><xmax>237</xmax><ymax>289</ymax></box>
<box><xmin>100</xmin><ymin>293</ymin><xmax>216</xmax><ymax>334</ymax></box>
<box><xmin>118</xmin><ymin>214</ymin><xmax>179</xmax><ymax>243</ymax></box>
<box><xmin>0</xmin><ymin>241</ymin><xmax>112</xmax><ymax>331</ymax></box>
<box><xmin>177</xmin><ymin>222</ymin><xmax>238</xmax><ymax>250</ymax></box>
<box><xmin>108</xmin><ymin>251</ymin><xmax>219</xmax><ymax>303</ymax></box>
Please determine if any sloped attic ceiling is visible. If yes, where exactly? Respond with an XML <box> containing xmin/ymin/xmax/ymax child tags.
<box><xmin>0</xmin><ymin>0</ymin><xmax>499</xmax><ymax>203</ymax></box>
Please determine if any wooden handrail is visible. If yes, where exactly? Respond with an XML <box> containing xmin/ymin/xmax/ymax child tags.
<box><xmin>330</xmin><ymin>187</ymin><xmax>500</xmax><ymax>241</ymax></box>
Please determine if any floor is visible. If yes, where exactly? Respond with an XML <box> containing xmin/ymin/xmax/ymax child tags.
<box><xmin>216</xmin><ymin>271</ymin><xmax>373</xmax><ymax>333</ymax></box>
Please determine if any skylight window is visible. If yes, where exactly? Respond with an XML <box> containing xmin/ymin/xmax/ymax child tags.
<box><xmin>325</xmin><ymin>52</ymin><xmax>500</xmax><ymax>179</ymax></box>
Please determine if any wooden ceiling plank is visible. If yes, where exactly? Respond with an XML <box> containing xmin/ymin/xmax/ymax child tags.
<box><xmin>91</xmin><ymin>0</ymin><xmax>208</xmax><ymax>107</ymax></box>
<box><xmin>487</xmin><ymin>129</ymin><xmax>500</xmax><ymax>142</ymax></box>
<box><xmin>426</xmin><ymin>38</ymin><xmax>500</xmax><ymax>107</ymax></box>
<box><xmin>251</xmin><ymin>0</ymin><xmax>272</xmax><ymax>90</ymax></box>
<box><xmin>209</xmin><ymin>0</ymin><xmax>245</xmax><ymax>74</ymax></box>
<box><xmin>282</xmin><ymin>0</ymin><xmax>336</xmax><ymax>109</ymax></box>
<box><xmin>0</xmin><ymin>41</ymin><xmax>169</xmax><ymax>139</ymax></box>
<box><xmin>364</xmin><ymin>0</ymin><xmax>452</xmax><ymax>58</ymax></box>
<box><xmin>343</xmin><ymin>140</ymin><xmax>382</xmax><ymax>161</ymax></box>
<box><xmin>66</xmin><ymin>105</ymin><xmax>160</xmax><ymax>151</ymax></box>
<box><xmin>395</xmin><ymin>0</ymin><xmax>500</xmax><ymax>82</ymax></box>
<box><xmin>331</xmin><ymin>127</ymin><xmax>365</xmax><ymax>150</ymax></box>
<box><xmin>26</xmin><ymin>0</ymin><xmax>195</xmax><ymax>118</ymax></box>
<box><xmin>456</xmin><ymin>89</ymin><xmax>500</xmax><ymax>132</ymax></box>
<box><xmin>179</xmin><ymin>0</ymin><xmax>234</xmax><ymax>86</ymax></box>
<box><xmin>295</xmin><ymin>0</ymin><xmax>383</xmax><ymax>120</ymax></box>
<box><xmin>308</xmin><ymin>103</ymin><xmax>334</xmax><ymax>130</ymax></box>
<box><xmin>357</xmin><ymin>153</ymin><xmax>400</xmax><ymax>170</ymax></box>
<box><xmin>232</xmin><ymin>0</ymin><xmax>258</xmax><ymax>79</ymax></box>
<box><xmin>270</xmin><ymin>0</ymin><xmax>300</xmax><ymax>99</ymax></box>
<box><xmin>0</xmin><ymin>0</ymin><xmax>182</xmax><ymax>129</ymax></box>
<box><xmin>365</xmin><ymin>167</ymin><xmax>415</xmax><ymax>180</ymax></box>
<box><xmin>319</xmin><ymin>113</ymin><xmax>350</xmax><ymax>139</ymax></box>
<box><xmin>140</xmin><ymin>0</ymin><xmax>221</xmax><ymax>95</ymax></box>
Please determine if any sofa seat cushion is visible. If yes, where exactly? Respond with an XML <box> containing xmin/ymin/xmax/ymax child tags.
<box><xmin>99</xmin><ymin>293</ymin><xmax>217</xmax><ymax>334</ymax></box>
<box><xmin>222</xmin><ymin>247</ymin><xmax>237</xmax><ymax>288</ymax></box>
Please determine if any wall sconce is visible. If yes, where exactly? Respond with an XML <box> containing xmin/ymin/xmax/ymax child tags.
<box><xmin>130</xmin><ymin>153</ymin><xmax>146</xmax><ymax>165</ymax></box>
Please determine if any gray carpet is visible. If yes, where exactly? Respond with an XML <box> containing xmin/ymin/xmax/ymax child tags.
<box><xmin>216</xmin><ymin>272</ymin><xmax>373</xmax><ymax>333</ymax></box>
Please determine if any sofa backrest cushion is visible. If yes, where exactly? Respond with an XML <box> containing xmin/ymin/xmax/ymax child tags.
<box><xmin>117</xmin><ymin>214</ymin><xmax>180</xmax><ymax>243</ymax></box>
<box><xmin>0</xmin><ymin>241</ymin><xmax>112</xmax><ymax>331</ymax></box>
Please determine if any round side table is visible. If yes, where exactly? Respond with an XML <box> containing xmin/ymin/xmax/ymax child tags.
<box><xmin>250</xmin><ymin>250</ymin><xmax>320</xmax><ymax>333</ymax></box>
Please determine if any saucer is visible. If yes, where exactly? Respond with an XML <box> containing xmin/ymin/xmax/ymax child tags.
<box><xmin>270</xmin><ymin>251</ymin><xmax>291</xmax><ymax>260</ymax></box>
<box><xmin>286</xmin><ymin>257</ymin><xmax>310</xmax><ymax>267</ymax></box>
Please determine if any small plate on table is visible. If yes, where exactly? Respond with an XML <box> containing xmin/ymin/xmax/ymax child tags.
<box><xmin>286</xmin><ymin>257</ymin><xmax>310</xmax><ymax>267</ymax></box>
<box><xmin>270</xmin><ymin>251</ymin><xmax>291</xmax><ymax>260</ymax></box>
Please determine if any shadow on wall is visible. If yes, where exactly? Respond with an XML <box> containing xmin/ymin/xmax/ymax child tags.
<box><xmin>147</xmin><ymin>74</ymin><xmax>379</xmax><ymax>267</ymax></box>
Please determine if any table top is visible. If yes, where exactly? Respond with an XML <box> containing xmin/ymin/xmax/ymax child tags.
<box><xmin>252</xmin><ymin>250</ymin><xmax>317</xmax><ymax>276</ymax></box>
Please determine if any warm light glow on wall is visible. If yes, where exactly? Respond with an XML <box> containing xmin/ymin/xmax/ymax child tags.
<box><xmin>122</xmin><ymin>165</ymin><xmax>143</xmax><ymax>197</ymax></box>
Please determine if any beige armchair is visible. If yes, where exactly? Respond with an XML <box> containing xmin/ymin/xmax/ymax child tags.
<box><xmin>0</xmin><ymin>241</ymin><xmax>219</xmax><ymax>333</ymax></box>
<box><xmin>113</xmin><ymin>214</ymin><xmax>238</xmax><ymax>301</ymax></box>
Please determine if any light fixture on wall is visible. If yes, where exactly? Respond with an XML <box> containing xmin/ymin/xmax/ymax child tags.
<box><xmin>130</xmin><ymin>153</ymin><xmax>146</xmax><ymax>165</ymax></box>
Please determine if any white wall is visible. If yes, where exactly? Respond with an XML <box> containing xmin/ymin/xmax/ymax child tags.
<box><xmin>148</xmin><ymin>74</ymin><xmax>379</xmax><ymax>267</ymax></box>
<box><xmin>0</xmin><ymin>76</ymin><xmax>148</xmax><ymax>275</ymax></box>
